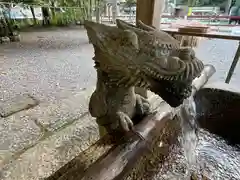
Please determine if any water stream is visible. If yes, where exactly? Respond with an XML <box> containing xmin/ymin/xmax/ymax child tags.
<box><xmin>178</xmin><ymin>96</ymin><xmax>199</xmax><ymax>178</ymax></box>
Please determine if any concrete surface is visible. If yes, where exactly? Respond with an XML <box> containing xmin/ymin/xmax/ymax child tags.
<box><xmin>195</xmin><ymin>38</ymin><xmax>240</xmax><ymax>84</ymax></box>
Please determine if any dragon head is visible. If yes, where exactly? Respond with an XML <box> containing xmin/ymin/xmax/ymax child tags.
<box><xmin>84</xmin><ymin>20</ymin><xmax>204</xmax><ymax>107</ymax></box>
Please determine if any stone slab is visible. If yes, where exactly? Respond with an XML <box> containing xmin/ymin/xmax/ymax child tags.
<box><xmin>0</xmin><ymin>94</ymin><xmax>39</xmax><ymax>118</ymax></box>
<box><xmin>0</xmin><ymin>114</ymin><xmax>43</xmax><ymax>168</ymax></box>
<box><xmin>0</xmin><ymin>113</ymin><xmax>99</xmax><ymax>180</ymax></box>
<box><xmin>26</xmin><ymin>88</ymin><xmax>94</xmax><ymax>132</ymax></box>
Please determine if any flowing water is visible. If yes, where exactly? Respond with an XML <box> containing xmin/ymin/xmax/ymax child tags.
<box><xmin>154</xmin><ymin>96</ymin><xmax>240</xmax><ymax>180</ymax></box>
<box><xmin>178</xmin><ymin>97</ymin><xmax>199</xmax><ymax>178</ymax></box>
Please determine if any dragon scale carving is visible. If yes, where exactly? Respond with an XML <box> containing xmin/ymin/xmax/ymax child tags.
<box><xmin>84</xmin><ymin>20</ymin><xmax>204</xmax><ymax>134</ymax></box>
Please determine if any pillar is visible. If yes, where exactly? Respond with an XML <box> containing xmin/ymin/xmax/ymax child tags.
<box><xmin>111</xmin><ymin>0</ymin><xmax>118</xmax><ymax>23</ymax></box>
<box><xmin>136</xmin><ymin>0</ymin><xmax>164</xmax><ymax>29</ymax></box>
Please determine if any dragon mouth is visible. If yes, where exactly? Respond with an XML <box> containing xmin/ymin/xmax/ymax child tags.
<box><xmin>144</xmin><ymin>61</ymin><xmax>204</xmax><ymax>107</ymax></box>
<box><xmin>149</xmin><ymin>78</ymin><xmax>193</xmax><ymax>107</ymax></box>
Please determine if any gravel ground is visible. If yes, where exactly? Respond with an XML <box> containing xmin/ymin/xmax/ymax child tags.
<box><xmin>0</xmin><ymin>27</ymin><xmax>240</xmax><ymax>103</ymax></box>
<box><xmin>0</xmin><ymin>27</ymin><xmax>96</xmax><ymax>102</ymax></box>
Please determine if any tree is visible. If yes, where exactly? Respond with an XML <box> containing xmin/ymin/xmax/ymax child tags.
<box><xmin>125</xmin><ymin>0</ymin><xmax>136</xmax><ymax>7</ymax></box>
<box><xmin>10</xmin><ymin>0</ymin><xmax>44</xmax><ymax>24</ymax></box>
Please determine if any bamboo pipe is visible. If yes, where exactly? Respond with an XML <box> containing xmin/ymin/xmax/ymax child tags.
<box><xmin>80</xmin><ymin>112</ymin><xmax>172</xmax><ymax>180</ymax></box>
<box><xmin>191</xmin><ymin>64</ymin><xmax>216</xmax><ymax>95</ymax></box>
<box><xmin>79</xmin><ymin>65</ymin><xmax>216</xmax><ymax>180</ymax></box>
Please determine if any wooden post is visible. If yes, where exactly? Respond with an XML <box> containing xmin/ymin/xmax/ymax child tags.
<box><xmin>136</xmin><ymin>0</ymin><xmax>164</xmax><ymax>29</ymax></box>
<box><xmin>96</xmin><ymin>0</ymin><xmax>101</xmax><ymax>23</ymax></box>
<box><xmin>225</xmin><ymin>41</ymin><xmax>240</xmax><ymax>83</ymax></box>
<box><xmin>135</xmin><ymin>0</ymin><xmax>164</xmax><ymax>98</ymax></box>
<box><xmin>111</xmin><ymin>0</ymin><xmax>118</xmax><ymax>23</ymax></box>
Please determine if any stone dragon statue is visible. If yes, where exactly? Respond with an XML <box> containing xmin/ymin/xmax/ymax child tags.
<box><xmin>84</xmin><ymin>19</ymin><xmax>204</xmax><ymax>134</ymax></box>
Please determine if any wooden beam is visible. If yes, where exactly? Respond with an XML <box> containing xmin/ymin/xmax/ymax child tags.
<box><xmin>136</xmin><ymin>0</ymin><xmax>164</xmax><ymax>29</ymax></box>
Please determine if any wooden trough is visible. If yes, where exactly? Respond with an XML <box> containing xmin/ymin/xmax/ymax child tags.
<box><xmin>46</xmin><ymin>65</ymin><xmax>216</xmax><ymax>180</ymax></box>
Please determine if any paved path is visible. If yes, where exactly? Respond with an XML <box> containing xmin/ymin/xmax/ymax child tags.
<box><xmin>195</xmin><ymin>38</ymin><xmax>240</xmax><ymax>84</ymax></box>
<box><xmin>0</xmin><ymin>27</ymin><xmax>100</xmax><ymax>180</ymax></box>
<box><xmin>0</xmin><ymin>27</ymin><xmax>96</xmax><ymax>103</ymax></box>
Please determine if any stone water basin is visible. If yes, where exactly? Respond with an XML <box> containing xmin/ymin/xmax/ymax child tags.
<box><xmin>46</xmin><ymin>81</ymin><xmax>240</xmax><ymax>180</ymax></box>
<box><xmin>156</xmin><ymin>82</ymin><xmax>240</xmax><ymax>180</ymax></box>
<box><xmin>195</xmin><ymin>82</ymin><xmax>240</xmax><ymax>146</ymax></box>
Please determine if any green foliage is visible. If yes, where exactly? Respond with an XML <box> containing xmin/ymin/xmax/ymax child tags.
<box><xmin>58</xmin><ymin>0</ymin><xmax>78</xmax><ymax>7</ymax></box>
<box><xmin>0</xmin><ymin>0</ymin><xmax>101</xmax><ymax>29</ymax></box>
<box><xmin>50</xmin><ymin>8</ymin><xmax>84</xmax><ymax>26</ymax></box>
<box><xmin>9</xmin><ymin>0</ymin><xmax>43</xmax><ymax>5</ymax></box>
<box><xmin>125</xmin><ymin>0</ymin><xmax>136</xmax><ymax>7</ymax></box>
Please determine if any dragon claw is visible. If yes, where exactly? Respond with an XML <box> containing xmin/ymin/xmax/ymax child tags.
<box><xmin>117</xmin><ymin>111</ymin><xmax>134</xmax><ymax>132</ymax></box>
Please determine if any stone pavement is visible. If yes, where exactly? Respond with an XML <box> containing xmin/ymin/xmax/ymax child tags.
<box><xmin>0</xmin><ymin>28</ymin><xmax>100</xmax><ymax>179</ymax></box>
<box><xmin>0</xmin><ymin>87</ymin><xmax>102</xmax><ymax>180</ymax></box>
<box><xmin>0</xmin><ymin>86</ymin><xmax>162</xmax><ymax>180</ymax></box>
